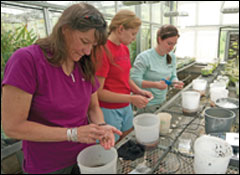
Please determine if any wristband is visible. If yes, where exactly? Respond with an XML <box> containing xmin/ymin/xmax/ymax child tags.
<box><xmin>71</xmin><ymin>128</ymin><xmax>78</xmax><ymax>142</ymax></box>
<box><xmin>66</xmin><ymin>128</ymin><xmax>78</xmax><ymax>142</ymax></box>
<box><xmin>67</xmin><ymin>128</ymin><xmax>72</xmax><ymax>142</ymax></box>
<box><xmin>98</xmin><ymin>123</ymin><xmax>107</xmax><ymax>126</ymax></box>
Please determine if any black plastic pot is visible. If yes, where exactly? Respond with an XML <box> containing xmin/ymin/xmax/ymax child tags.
<box><xmin>204</xmin><ymin>107</ymin><xmax>235</xmax><ymax>134</ymax></box>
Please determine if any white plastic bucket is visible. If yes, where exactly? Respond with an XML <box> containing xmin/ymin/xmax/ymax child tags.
<box><xmin>77</xmin><ymin>145</ymin><xmax>118</xmax><ymax>174</ymax></box>
<box><xmin>133</xmin><ymin>113</ymin><xmax>160</xmax><ymax>144</ymax></box>
<box><xmin>194</xmin><ymin>135</ymin><xmax>232</xmax><ymax>174</ymax></box>
<box><xmin>181</xmin><ymin>91</ymin><xmax>201</xmax><ymax>112</ymax></box>
<box><xmin>157</xmin><ymin>112</ymin><xmax>172</xmax><ymax>135</ymax></box>
<box><xmin>192</xmin><ymin>79</ymin><xmax>207</xmax><ymax>92</ymax></box>
<box><xmin>210</xmin><ymin>88</ymin><xmax>229</xmax><ymax>104</ymax></box>
<box><xmin>210</xmin><ymin>82</ymin><xmax>226</xmax><ymax>90</ymax></box>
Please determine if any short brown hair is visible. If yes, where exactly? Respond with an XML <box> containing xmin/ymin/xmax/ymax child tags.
<box><xmin>35</xmin><ymin>3</ymin><xmax>108</xmax><ymax>84</ymax></box>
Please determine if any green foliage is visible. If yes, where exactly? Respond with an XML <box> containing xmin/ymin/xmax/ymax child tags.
<box><xmin>1</xmin><ymin>24</ymin><xmax>38</xmax><ymax>82</ymax></box>
<box><xmin>219</xmin><ymin>31</ymin><xmax>227</xmax><ymax>61</ymax></box>
<box><xmin>128</xmin><ymin>40</ymin><xmax>137</xmax><ymax>65</ymax></box>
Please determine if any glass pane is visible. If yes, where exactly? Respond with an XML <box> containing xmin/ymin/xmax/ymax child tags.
<box><xmin>117</xmin><ymin>1</ymin><xmax>135</xmax><ymax>12</ymax></box>
<box><xmin>162</xmin><ymin>2</ymin><xmax>170</xmax><ymax>24</ymax></box>
<box><xmin>175</xmin><ymin>30</ymin><xmax>195</xmax><ymax>58</ymax></box>
<box><xmin>1</xmin><ymin>5</ymin><xmax>46</xmax><ymax>38</ymax></box>
<box><xmin>152</xmin><ymin>3</ymin><xmax>161</xmax><ymax>24</ymax></box>
<box><xmin>178</xmin><ymin>2</ymin><xmax>196</xmax><ymax>27</ymax></box>
<box><xmin>128</xmin><ymin>40</ymin><xmax>137</xmax><ymax>65</ymax></box>
<box><xmin>90</xmin><ymin>1</ymin><xmax>115</xmax><ymax>15</ymax></box>
<box><xmin>196</xmin><ymin>30</ymin><xmax>219</xmax><ymax>63</ymax></box>
<box><xmin>104</xmin><ymin>17</ymin><xmax>112</xmax><ymax>30</ymax></box>
<box><xmin>222</xmin><ymin>1</ymin><xmax>239</xmax><ymax>8</ymax></box>
<box><xmin>198</xmin><ymin>1</ymin><xmax>221</xmax><ymax>25</ymax></box>
<box><xmin>141</xmin><ymin>3</ymin><xmax>150</xmax><ymax>21</ymax></box>
<box><xmin>222</xmin><ymin>14</ymin><xmax>239</xmax><ymax>25</ymax></box>
<box><xmin>46</xmin><ymin>1</ymin><xmax>75</xmax><ymax>6</ymax></box>
<box><xmin>152</xmin><ymin>25</ymin><xmax>160</xmax><ymax>48</ymax></box>
<box><xmin>1</xmin><ymin>4</ymin><xmax>46</xmax><ymax>81</ymax></box>
<box><xmin>219</xmin><ymin>31</ymin><xmax>227</xmax><ymax>61</ymax></box>
<box><xmin>140</xmin><ymin>23</ymin><xmax>151</xmax><ymax>52</ymax></box>
<box><xmin>48</xmin><ymin>10</ymin><xmax>62</xmax><ymax>33</ymax></box>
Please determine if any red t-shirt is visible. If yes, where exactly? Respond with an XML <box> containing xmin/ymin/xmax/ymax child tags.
<box><xmin>96</xmin><ymin>40</ymin><xmax>131</xmax><ymax>109</ymax></box>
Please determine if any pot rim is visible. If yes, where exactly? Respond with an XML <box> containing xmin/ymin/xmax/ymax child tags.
<box><xmin>215</xmin><ymin>97</ymin><xmax>239</xmax><ymax>109</ymax></box>
<box><xmin>204</xmin><ymin>107</ymin><xmax>236</xmax><ymax>120</ymax></box>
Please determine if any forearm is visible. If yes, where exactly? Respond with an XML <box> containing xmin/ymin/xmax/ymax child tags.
<box><xmin>88</xmin><ymin>106</ymin><xmax>105</xmax><ymax>125</ymax></box>
<box><xmin>97</xmin><ymin>89</ymin><xmax>132</xmax><ymax>103</ymax></box>
<box><xmin>141</xmin><ymin>80</ymin><xmax>158</xmax><ymax>89</ymax></box>
<box><xmin>3</xmin><ymin>120</ymin><xmax>68</xmax><ymax>142</ymax></box>
<box><xmin>129</xmin><ymin>79</ymin><xmax>142</xmax><ymax>94</ymax></box>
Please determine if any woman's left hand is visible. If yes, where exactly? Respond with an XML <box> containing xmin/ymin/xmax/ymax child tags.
<box><xmin>139</xmin><ymin>90</ymin><xmax>153</xmax><ymax>99</ymax></box>
<box><xmin>99</xmin><ymin>125</ymin><xmax>122</xmax><ymax>150</ymax></box>
<box><xmin>173</xmin><ymin>81</ymin><xmax>184</xmax><ymax>89</ymax></box>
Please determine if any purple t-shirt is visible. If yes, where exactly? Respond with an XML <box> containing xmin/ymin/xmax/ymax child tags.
<box><xmin>2</xmin><ymin>45</ymin><xmax>100</xmax><ymax>173</ymax></box>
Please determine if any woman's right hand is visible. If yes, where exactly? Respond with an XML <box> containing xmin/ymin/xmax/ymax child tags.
<box><xmin>155</xmin><ymin>80</ymin><xmax>168</xmax><ymax>90</ymax></box>
<box><xmin>98</xmin><ymin>124</ymin><xmax>122</xmax><ymax>150</ymax></box>
<box><xmin>77</xmin><ymin>123</ymin><xmax>107</xmax><ymax>144</ymax></box>
<box><xmin>130</xmin><ymin>95</ymin><xmax>149</xmax><ymax>108</ymax></box>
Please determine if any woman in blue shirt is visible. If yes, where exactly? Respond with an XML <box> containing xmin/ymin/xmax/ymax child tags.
<box><xmin>130</xmin><ymin>25</ymin><xmax>184</xmax><ymax>114</ymax></box>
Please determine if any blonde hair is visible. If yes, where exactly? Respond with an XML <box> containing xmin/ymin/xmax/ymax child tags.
<box><xmin>108</xmin><ymin>10</ymin><xmax>141</xmax><ymax>34</ymax></box>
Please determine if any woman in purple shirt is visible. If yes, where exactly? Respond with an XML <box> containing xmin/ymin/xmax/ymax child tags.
<box><xmin>1</xmin><ymin>3</ymin><xmax>122</xmax><ymax>174</ymax></box>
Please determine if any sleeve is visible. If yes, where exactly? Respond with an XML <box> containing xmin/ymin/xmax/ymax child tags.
<box><xmin>95</xmin><ymin>50</ymin><xmax>110</xmax><ymax>78</ymax></box>
<box><xmin>130</xmin><ymin>53</ymin><xmax>149</xmax><ymax>88</ymax></box>
<box><xmin>92</xmin><ymin>76</ymin><xmax>100</xmax><ymax>93</ymax></box>
<box><xmin>1</xmin><ymin>48</ymin><xmax>37</xmax><ymax>94</ymax></box>
<box><xmin>169</xmin><ymin>53</ymin><xmax>179</xmax><ymax>82</ymax></box>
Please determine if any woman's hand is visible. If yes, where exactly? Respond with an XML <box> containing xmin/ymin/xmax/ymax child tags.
<box><xmin>130</xmin><ymin>95</ymin><xmax>149</xmax><ymax>108</ymax></box>
<box><xmin>77</xmin><ymin>124</ymin><xmax>107</xmax><ymax>144</ymax></box>
<box><xmin>99</xmin><ymin>125</ymin><xmax>122</xmax><ymax>150</ymax></box>
<box><xmin>76</xmin><ymin>124</ymin><xmax>122</xmax><ymax>150</ymax></box>
<box><xmin>173</xmin><ymin>81</ymin><xmax>184</xmax><ymax>89</ymax></box>
<box><xmin>155</xmin><ymin>81</ymin><xmax>168</xmax><ymax>90</ymax></box>
<box><xmin>139</xmin><ymin>90</ymin><xmax>153</xmax><ymax>99</ymax></box>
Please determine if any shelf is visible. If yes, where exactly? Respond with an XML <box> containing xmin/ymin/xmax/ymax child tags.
<box><xmin>177</xmin><ymin>62</ymin><xmax>196</xmax><ymax>73</ymax></box>
<box><xmin>1</xmin><ymin>141</ymin><xmax>22</xmax><ymax>161</ymax></box>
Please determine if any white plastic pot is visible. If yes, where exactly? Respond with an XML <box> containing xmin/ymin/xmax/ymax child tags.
<box><xmin>210</xmin><ymin>82</ymin><xmax>226</xmax><ymax>91</ymax></box>
<box><xmin>194</xmin><ymin>135</ymin><xmax>232</xmax><ymax>174</ymax></box>
<box><xmin>181</xmin><ymin>91</ymin><xmax>201</xmax><ymax>113</ymax></box>
<box><xmin>192</xmin><ymin>79</ymin><xmax>207</xmax><ymax>91</ymax></box>
<box><xmin>77</xmin><ymin>145</ymin><xmax>118</xmax><ymax>174</ymax></box>
<box><xmin>192</xmin><ymin>79</ymin><xmax>207</xmax><ymax>95</ymax></box>
<box><xmin>210</xmin><ymin>88</ymin><xmax>229</xmax><ymax>104</ymax></box>
<box><xmin>133</xmin><ymin>113</ymin><xmax>160</xmax><ymax>145</ymax></box>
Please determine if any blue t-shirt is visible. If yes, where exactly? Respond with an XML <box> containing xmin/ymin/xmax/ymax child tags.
<box><xmin>130</xmin><ymin>48</ymin><xmax>178</xmax><ymax>106</ymax></box>
<box><xmin>2</xmin><ymin>44</ymin><xmax>99</xmax><ymax>173</ymax></box>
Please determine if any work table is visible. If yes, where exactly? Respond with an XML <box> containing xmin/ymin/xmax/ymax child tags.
<box><xmin>115</xmin><ymin>64</ymin><xmax>239</xmax><ymax>174</ymax></box>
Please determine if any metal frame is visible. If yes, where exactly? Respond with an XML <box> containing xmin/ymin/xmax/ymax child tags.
<box><xmin>1</xmin><ymin>1</ymin><xmax>66</xmax><ymax>10</ymax></box>
<box><xmin>1</xmin><ymin>1</ymin><xmax>239</xmax><ymax>62</ymax></box>
<box><xmin>1</xmin><ymin>1</ymin><xmax>164</xmax><ymax>57</ymax></box>
<box><xmin>225</xmin><ymin>31</ymin><xmax>239</xmax><ymax>61</ymax></box>
<box><xmin>1</xmin><ymin>141</ymin><xmax>22</xmax><ymax>161</ymax></box>
<box><xmin>217</xmin><ymin>26</ymin><xmax>239</xmax><ymax>61</ymax></box>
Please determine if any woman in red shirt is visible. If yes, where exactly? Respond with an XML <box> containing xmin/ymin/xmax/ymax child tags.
<box><xmin>96</xmin><ymin>10</ymin><xmax>153</xmax><ymax>142</ymax></box>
